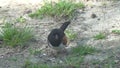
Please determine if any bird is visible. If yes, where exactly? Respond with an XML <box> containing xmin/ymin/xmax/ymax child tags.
<box><xmin>47</xmin><ymin>21</ymin><xmax>70</xmax><ymax>51</ymax></box>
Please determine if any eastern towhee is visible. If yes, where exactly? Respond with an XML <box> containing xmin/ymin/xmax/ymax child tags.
<box><xmin>47</xmin><ymin>21</ymin><xmax>70</xmax><ymax>51</ymax></box>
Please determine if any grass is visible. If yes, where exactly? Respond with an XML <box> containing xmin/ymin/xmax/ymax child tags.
<box><xmin>23</xmin><ymin>45</ymin><xmax>96</xmax><ymax>68</ymax></box>
<box><xmin>63</xmin><ymin>45</ymin><xmax>96</xmax><ymax>67</ymax></box>
<box><xmin>8</xmin><ymin>56</ymin><xmax>17</xmax><ymax>61</ymax></box>
<box><xmin>93</xmin><ymin>33</ymin><xmax>106</xmax><ymax>40</ymax></box>
<box><xmin>29</xmin><ymin>0</ymin><xmax>85</xmax><ymax>19</ymax></box>
<box><xmin>29</xmin><ymin>48</ymin><xmax>42</xmax><ymax>55</ymax></box>
<box><xmin>71</xmin><ymin>45</ymin><xmax>96</xmax><ymax>56</ymax></box>
<box><xmin>65</xmin><ymin>30</ymin><xmax>77</xmax><ymax>41</ymax></box>
<box><xmin>64</xmin><ymin>56</ymin><xmax>84</xmax><ymax>67</ymax></box>
<box><xmin>0</xmin><ymin>22</ymin><xmax>34</xmax><ymax>47</ymax></box>
<box><xmin>112</xmin><ymin>30</ymin><xmax>120</xmax><ymax>34</ymax></box>
<box><xmin>90</xmin><ymin>56</ymin><xmax>116</xmax><ymax>68</ymax></box>
<box><xmin>23</xmin><ymin>60</ymin><xmax>61</xmax><ymax>68</ymax></box>
<box><xmin>23</xmin><ymin>61</ymin><xmax>49</xmax><ymax>68</ymax></box>
<box><xmin>16</xmin><ymin>16</ymin><xmax>26</xmax><ymax>23</ymax></box>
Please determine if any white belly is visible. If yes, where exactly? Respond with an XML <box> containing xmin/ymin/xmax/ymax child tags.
<box><xmin>48</xmin><ymin>43</ymin><xmax>66</xmax><ymax>51</ymax></box>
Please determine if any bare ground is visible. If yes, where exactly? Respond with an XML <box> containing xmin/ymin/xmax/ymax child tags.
<box><xmin>0</xmin><ymin>0</ymin><xmax>120</xmax><ymax>68</ymax></box>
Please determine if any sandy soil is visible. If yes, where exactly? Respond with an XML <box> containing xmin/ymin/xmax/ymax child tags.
<box><xmin>0</xmin><ymin>0</ymin><xmax>120</xmax><ymax>68</ymax></box>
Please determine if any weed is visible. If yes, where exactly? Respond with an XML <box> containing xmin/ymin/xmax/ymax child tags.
<box><xmin>64</xmin><ymin>56</ymin><xmax>84</xmax><ymax>68</ymax></box>
<box><xmin>71</xmin><ymin>45</ymin><xmax>96</xmax><ymax>56</ymax></box>
<box><xmin>0</xmin><ymin>22</ymin><xmax>34</xmax><ymax>47</ymax></box>
<box><xmin>65</xmin><ymin>30</ymin><xmax>77</xmax><ymax>41</ymax></box>
<box><xmin>8</xmin><ymin>57</ymin><xmax>17</xmax><ymax>61</ymax></box>
<box><xmin>29</xmin><ymin>48</ymin><xmax>42</xmax><ymax>55</ymax></box>
<box><xmin>112</xmin><ymin>30</ymin><xmax>120</xmax><ymax>34</ymax></box>
<box><xmin>29</xmin><ymin>0</ymin><xmax>85</xmax><ymax>19</ymax></box>
<box><xmin>63</xmin><ymin>45</ymin><xmax>96</xmax><ymax>67</ymax></box>
<box><xmin>23</xmin><ymin>45</ymin><xmax>96</xmax><ymax>68</ymax></box>
<box><xmin>91</xmin><ymin>57</ymin><xmax>116</xmax><ymax>68</ymax></box>
<box><xmin>93</xmin><ymin>33</ymin><xmax>106</xmax><ymax>40</ymax></box>
<box><xmin>23</xmin><ymin>60</ymin><xmax>56</xmax><ymax>68</ymax></box>
<box><xmin>16</xmin><ymin>16</ymin><xmax>26</xmax><ymax>23</ymax></box>
<box><xmin>102</xmin><ymin>57</ymin><xmax>116</xmax><ymax>68</ymax></box>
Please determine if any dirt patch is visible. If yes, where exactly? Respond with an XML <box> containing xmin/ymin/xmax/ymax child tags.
<box><xmin>0</xmin><ymin>0</ymin><xmax>120</xmax><ymax>68</ymax></box>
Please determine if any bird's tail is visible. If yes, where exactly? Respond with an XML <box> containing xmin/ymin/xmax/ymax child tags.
<box><xmin>60</xmin><ymin>21</ymin><xmax>70</xmax><ymax>31</ymax></box>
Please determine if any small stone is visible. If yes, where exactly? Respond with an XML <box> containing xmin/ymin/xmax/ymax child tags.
<box><xmin>114</xmin><ymin>60</ymin><xmax>119</xmax><ymax>63</ymax></box>
<box><xmin>0</xmin><ymin>55</ymin><xmax>4</xmax><ymax>58</ymax></box>
<box><xmin>49</xmin><ymin>58</ymin><xmax>56</xmax><ymax>63</ymax></box>
<box><xmin>112</xmin><ymin>26</ymin><xmax>115</xmax><ymax>28</ymax></box>
<box><xmin>91</xmin><ymin>13</ymin><xmax>97</xmax><ymax>18</ymax></box>
<box><xmin>59</xmin><ymin>60</ymin><xmax>63</xmax><ymax>63</ymax></box>
<box><xmin>43</xmin><ymin>53</ymin><xmax>47</xmax><ymax>56</ymax></box>
<box><xmin>97</xmin><ymin>18</ymin><xmax>100</xmax><ymax>20</ymax></box>
<box><xmin>24</xmin><ymin>9</ymin><xmax>32</xmax><ymax>14</ymax></box>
